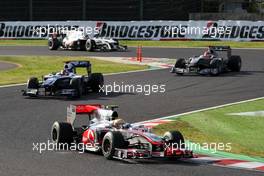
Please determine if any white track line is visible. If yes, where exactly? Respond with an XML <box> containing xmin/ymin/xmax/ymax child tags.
<box><xmin>136</xmin><ymin>96</ymin><xmax>264</xmax><ymax>124</ymax></box>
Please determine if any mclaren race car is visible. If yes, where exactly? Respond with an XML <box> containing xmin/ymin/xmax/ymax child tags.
<box><xmin>51</xmin><ymin>104</ymin><xmax>193</xmax><ymax>160</ymax></box>
<box><xmin>48</xmin><ymin>30</ymin><xmax>127</xmax><ymax>52</ymax></box>
<box><xmin>22</xmin><ymin>61</ymin><xmax>104</xmax><ymax>98</ymax></box>
<box><xmin>170</xmin><ymin>46</ymin><xmax>242</xmax><ymax>76</ymax></box>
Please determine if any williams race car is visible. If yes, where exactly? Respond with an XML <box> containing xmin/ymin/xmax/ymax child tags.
<box><xmin>170</xmin><ymin>46</ymin><xmax>242</xmax><ymax>76</ymax></box>
<box><xmin>48</xmin><ymin>30</ymin><xmax>127</xmax><ymax>52</ymax></box>
<box><xmin>51</xmin><ymin>104</ymin><xmax>193</xmax><ymax>160</ymax></box>
<box><xmin>22</xmin><ymin>61</ymin><xmax>104</xmax><ymax>98</ymax></box>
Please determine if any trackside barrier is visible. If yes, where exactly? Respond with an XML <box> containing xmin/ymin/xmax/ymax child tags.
<box><xmin>0</xmin><ymin>20</ymin><xmax>263</xmax><ymax>41</ymax></box>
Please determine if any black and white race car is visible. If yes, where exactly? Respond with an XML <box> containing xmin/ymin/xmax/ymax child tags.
<box><xmin>22</xmin><ymin>61</ymin><xmax>104</xmax><ymax>98</ymax></box>
<box><xmin>48</xmin><ymin>30</ymin><xmax>127</xmax><ymax>52</ymax></box>
<box><xmin>171</xmin><ymin>46</ymin><xmax>242</xmax><ymax>76</ymax></box>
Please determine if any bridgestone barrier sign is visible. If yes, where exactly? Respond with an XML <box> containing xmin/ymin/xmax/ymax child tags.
<box><xmin>0</xmin><ymin>21</ymin><xmax>263</xmax><ymax>41</ymax></box>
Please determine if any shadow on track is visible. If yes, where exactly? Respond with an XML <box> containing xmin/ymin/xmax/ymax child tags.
<box><xmin>23</xmin><ymin>92</ymin><xmax>135</xmax><ymax>101</ymax></box>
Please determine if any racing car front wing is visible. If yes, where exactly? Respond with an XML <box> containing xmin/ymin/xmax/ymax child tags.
<box><xmin>22</xmin><ymin>88</ymin><xmax>78</xmax><ymax>97</ymax></box>
<box><xmin>113</xmin><ymin>148</ymin><xmax>193</xmax><ymax>160</ymax></box>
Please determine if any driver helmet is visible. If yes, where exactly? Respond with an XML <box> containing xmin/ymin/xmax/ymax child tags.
<box><xmin>111</xmin><ymin>111</ymin><xmax>118</xmax><ymax>120</ymax></box>
<box><xmin>112</xmin><ymin>118</ymin><xmax>126</xmax><ymax>129</ymax></box>
<box><xmin>203</xmin><ymin>49</ymin><xmax>214</xmax><ymax>58</ymax></box>
<box><xmin>64</xmin><ymin>63</ymin><xmax>74</xmax><ymax>73</ymax></box>
<box><xmin>60</xmin><ymin>69</ymin><xmax>68</xmax><ymax>75</ymax></box>
<box><xmin>90</xmin><ymin>110</ymin><xmax>101</xmax><ymax>124</ymax></box>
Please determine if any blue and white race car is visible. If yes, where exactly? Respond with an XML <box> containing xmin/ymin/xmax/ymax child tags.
<box><xmin>22</xmin><ymin>61</ymin><xmax>104</xmax><ymax>98</ymax></box>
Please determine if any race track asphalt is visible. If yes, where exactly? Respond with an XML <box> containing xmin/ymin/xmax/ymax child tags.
<box><xmin>0</xmin><ymin>46</ymin><xmax>263</xmax><ymax>176</ymax></box>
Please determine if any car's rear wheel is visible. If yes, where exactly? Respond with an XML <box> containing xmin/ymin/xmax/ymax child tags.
<box><xmin>163</xmin><ymin>131</ymin><xmax>185</xmax><ymax>149</ymax></box>
<box><xmin>89</xmin><ymin>73</ymin><xmax>104</xmax><ymax>92</ymax></box>
<box><xmin>51</xmin><ymin>121</ymin><xmax>73</xmax><ymax>146</ymax></box>
<box><xmin>228</xmin><ymin>55</ymin><xmax>242</xmax><ymax>72</ymax></box>
<box><xmin>102</xmin><ymin>131</ymin><xmax>126</xmax><ymax>159</ymax></box>
<box><xmin>48</xmin><ymin>38</ymin><xmax>60</xmax><ymax>50</ymax></box>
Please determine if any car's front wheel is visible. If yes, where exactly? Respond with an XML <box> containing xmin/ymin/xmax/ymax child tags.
<box><xmin>85</xmin><ymin>39</ymin><xmax>95</xmax><ymax>51</ymax></box>
<box><xmin>102</xmin><ymin>131</ymin><xmax>126</xmax><ymax>159</ymax></box>
<box><xmin>27</xmin><ymin>77</ymin><xmax>39</xmax><ymax>89</ymax></box>
<box><xmin>163</xmin><ymin>131</ymin><xmax>185</xmax><ymax>149</ymax></box>
<box><xmin>173</xmin><ymin>58</ymin><xmax>186</xmax><ymax>75</ymax></box>
<box><xmin>210</xmin><ymin>59</ymin><xmax>223</xmax><ymax>76</ymax></box>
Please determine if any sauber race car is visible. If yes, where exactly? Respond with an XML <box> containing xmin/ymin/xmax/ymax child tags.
<box><xmin>171</xmin><ymin>46</ymin><xmax>242</xmax><ymax>76</ymax></box>
<box><xmin>48</xmin><ymin>30</ymin><xmax>127</xmax><ymax>52</ymax></box>
<box><xmin>22</xmin><ymin>61</ymin><xmax>104</xmax><ymax>98</ymax></box>
<box><xmin>51</xmin><ymin>104</ymin><xmax>193</xmax><ymax>160</ymax></box>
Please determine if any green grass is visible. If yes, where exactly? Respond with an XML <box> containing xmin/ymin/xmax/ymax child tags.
<box><xmin>0</xmin><ymin>56</ymin><xmax>148</xmax><ymax>85</ymax></box>
<box><xmin>153</xmin><ymin>99</ymin><xmax>264</xmax><ymax>158</ymax></box>
<box><xmin>0</xmin><ymin>39</ymin><xmax>264</xmax><ymax>48</ymax></box>
<box><xmin>0</xmin><ymin>40</ymin><xmax>47</xmax><ymax>46</ymax></box>
<box><xmin>120</xmin><ymin>40</ymin><xmax>264</xmax><ymax>48</ymax></box>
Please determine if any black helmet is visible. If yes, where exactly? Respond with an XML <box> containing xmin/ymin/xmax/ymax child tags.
<box><xmin>112</xmin><ymin>111</ymin><xmax>118</xmax><ymax>120</ymax></box>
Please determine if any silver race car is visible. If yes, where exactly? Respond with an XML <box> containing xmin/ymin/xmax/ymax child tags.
<box><xmin>171</xmin><ymin>46</ymin><xmax>242</xmax><ymax>76</ymax></box>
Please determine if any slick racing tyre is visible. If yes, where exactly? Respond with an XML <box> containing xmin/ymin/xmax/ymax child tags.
<box><xmin>89</xmin><ymin>73</ymin><xmax>104</xmax><ymax>93</ymax></box>
<box><xmin>70</xmin><ymin>78</ymin><xmax>83</xmax><ymax>98</ymax></box>
<box><xmin>48</xmin><ymin>38</ymin><xmax>60</xmax><ymax>50</ymax></box>
<box><xmin>163</xmin><ymin>131</ymin><xmax>185</xmax><ymax>149</ymax></box>
<box><xmin>51</xmin><ymin>121</ymin><xmax>73</xmax><ymax>146</ymax></box>
<box><xmin>27</xmin><ymin>77</ymin><xmax>39</xmax><ymax>89</ymax></box>
<box><xmin>227</xmin><ymin>55</ymin><xmax>242</xmax><ymax>72</ymax></box>
<box><xmin>102</xmin><ymin>131</ymin><xmax>126</xmax><ymax>159</ymax></box>
<box><xmin>174</xmin><ymin>58</ymin><xmax>186</xmax><ymax>75</ymax></box>
<box><xmin>210</xmin><ymin>59</ymin><xmax>222</xmax><ymax>76</ymax></box>
<box><xmin>102</xmin><ymin>44</ymin><xmax>110</xmax><ymax>52</ymax></box>
<box><xmin>85</xmin><ymin>39</ymin><xmax>95</xmax><ymax>51</ymax></box>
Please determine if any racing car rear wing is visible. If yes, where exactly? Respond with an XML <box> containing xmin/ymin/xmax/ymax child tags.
<box><xmin>208</xmin><ymin>46</ymin><xmax>231</xmax><ymax>51</ymax></box>
<box><xmin>66</xmin><ymin>104</ymin><xmax>118</xmax><ymax>125</ymax></box>
<box><xmin>208</xmin><ymin>46</ymin><xmax>231</xmax><ymax>58</ymax></box>
<box><xmin>64</xmin><ymin>61</ymin><xmax>92</xmax><ymax>75</ymax></box>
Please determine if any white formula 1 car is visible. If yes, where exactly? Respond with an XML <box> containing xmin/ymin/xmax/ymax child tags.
<box><xmin>48</xmin><ymin>30</ymin><xmax>127</xmax><ymax>52</ymax></box>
